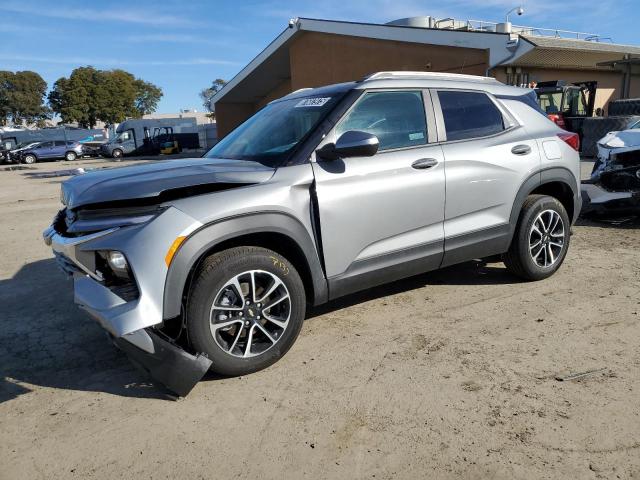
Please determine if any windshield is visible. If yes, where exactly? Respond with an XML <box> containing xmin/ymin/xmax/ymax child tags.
<box><xmin>14</xmin><ymin>142</ymin><xmax>37</xmax><ymax>149</ymax></box>
<box><xmin>205</xmin><ymin>95</ymin><xmax>342</xmax><ymax>167</ymax></box>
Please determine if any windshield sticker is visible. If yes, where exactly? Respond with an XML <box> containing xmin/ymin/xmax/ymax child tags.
<box><xmin>409</xmin><ymin>132</ymin><xmax>425</xmax><ymax>140</ymax></box>
<box><xmin>295</xmin><ymin>97</ymin><xmax>331</xmax><ymax>108</ymax></box>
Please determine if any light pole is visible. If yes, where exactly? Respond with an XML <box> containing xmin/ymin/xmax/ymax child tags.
<box><xmin>506</xmin><ymin>5</ymin><xmax>525</xmax><ymax>23</ymax></box>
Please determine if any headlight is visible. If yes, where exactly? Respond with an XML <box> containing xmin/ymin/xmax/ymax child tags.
<box><xmin>65</xmin><ymin>205</ymin><xmax>166</xmax><ymax>234</ymax></box>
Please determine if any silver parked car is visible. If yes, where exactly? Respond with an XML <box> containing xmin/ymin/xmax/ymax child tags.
<box><xmin>44</xmin><ymin>72</ymin><xmax>581</xmax><ymax>396</ymax></box>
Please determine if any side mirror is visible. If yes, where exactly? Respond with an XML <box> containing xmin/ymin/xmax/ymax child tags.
<box><xmin>316</xmin><ymin>130</ymin><xmax>379</xmax><ymax>161</ymax></box>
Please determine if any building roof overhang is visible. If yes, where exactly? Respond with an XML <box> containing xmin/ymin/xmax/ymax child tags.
<box><xmin>211</xmin><ymin>17</ymin><xmax>535</xmax><ymax>105</ymax></box>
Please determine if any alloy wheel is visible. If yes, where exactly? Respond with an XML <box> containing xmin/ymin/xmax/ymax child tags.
<box><xmin>210</xmin><ymin>270</ymin><xmax>291</xmax><ymax>358</ymax></box>
<box><xmin>529</xmin><ymin>209</ymin><xmax>565</xmax><ymax>268</ymax></box>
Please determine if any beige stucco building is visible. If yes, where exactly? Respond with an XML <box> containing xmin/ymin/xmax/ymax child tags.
<box><xmin>212</xmin><ymin>17</ymin><xmax>640</xmax><ymax>138</ymax></box>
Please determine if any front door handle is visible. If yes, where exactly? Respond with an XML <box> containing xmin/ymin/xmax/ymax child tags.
<box><xmin>511</xmin><ymin>144</ymin><xmax>532</xmax><ymax>155</ymax></box>
<box><xmin>411</xmin><ymin>158</ymin><xmax>438</xmax><ymax>169</ymax></box>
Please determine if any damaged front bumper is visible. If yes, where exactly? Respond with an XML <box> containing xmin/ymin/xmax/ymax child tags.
<box><xmin>43</xmin><ymin>207</ymin><xmax>209</xmax><ymax>397</ymax></box>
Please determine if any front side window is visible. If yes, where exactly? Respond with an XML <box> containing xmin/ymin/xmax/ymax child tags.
<box><xmin>438</xmin><ymin>91</ymin><xmax>505</xmax><ymax>141</ymax></box>
<box><xmin>335</xmin><ymin>91</ymin><xmax>427</xmax><ymax>151</ymax></box>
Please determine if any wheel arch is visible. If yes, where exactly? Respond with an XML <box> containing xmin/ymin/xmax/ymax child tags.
<box><xmin>163</xmin><ymin>212</ymin><xmax>328</xmax><ymax>320</ymax></box>
<box><xmin>509</xmin><ymin>168</ymin><xmax>580</xmax><ymax>234</ymax></box>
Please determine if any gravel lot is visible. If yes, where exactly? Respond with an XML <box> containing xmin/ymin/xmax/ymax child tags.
<box><xmin>1</xmin><ymin>157</ymin><xmax>639</xmax><ymax>479</ymax></box>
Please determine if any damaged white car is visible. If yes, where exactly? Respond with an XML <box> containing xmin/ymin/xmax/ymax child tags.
<box><xmin>582</xmin><ymin>118</ymin><xmax>640</xmax><ymax>215</ymax></box>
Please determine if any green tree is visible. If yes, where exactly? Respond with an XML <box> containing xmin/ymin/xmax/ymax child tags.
<box><xmin>199</xmin><ymin>78</ymin><xmax>226</xmax><ymax>116</ymax></box>
<box><xmin>48</xmin><ymin>66</ymin><xmax>101</xmax><ymax>128</ymax></box>
<box><xmin>49</xmin><ymin>67</ymin><xmax>163</xmax><ymax>127</ymax></box>
<box><xmin>134</xmin><ymin>79</ymin><xmax>163</xmax><ymax>116</ymax></box>
<box><xmin>0</xmin><ymin>71</ymin><xmax>12</xmax><ymax>125</ymax></box>
<box><xmin>0</xmin><ymin>70</ymin><xmax>49</xmax><ymax>125</ymax></box>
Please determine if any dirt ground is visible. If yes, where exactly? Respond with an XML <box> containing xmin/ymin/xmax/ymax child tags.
<box><xmin>1</xmin><ymin>157</ymin><xmax>639</xmax><ymax>480</ymax></box>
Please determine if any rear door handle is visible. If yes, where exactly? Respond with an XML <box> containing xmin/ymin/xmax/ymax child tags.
<box><xmin>511</xmin><ymin>144</ymin><xmax>532</xmax><ymax>155</ymax></box>
<box><xmin>411</xmin><ymin>158</ymin><xmax>438</xmax><ymax>169</ymax></box>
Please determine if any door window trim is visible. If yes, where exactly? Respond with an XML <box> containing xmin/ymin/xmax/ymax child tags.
<box><xmin>431</xmin><ymin>88</ymin><xmax>520</xmax><ymax>145</ymax></box>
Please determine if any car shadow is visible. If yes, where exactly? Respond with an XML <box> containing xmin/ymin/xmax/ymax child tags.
<box><xmin>0</xmin><ymin>259</ymin><xmax>173</xmax><ymax>403</ymax></box>
<box><xmin>576</xmin><ymin>215</ymin><xmax>639</xmax><ymax>229</ymax></box>
<box><xmin>1</xmin><ymin>257</ymin><xmax>518</xmax><ymax>402</ymax></box>
<box><xmin>307</xmin><ymin>259</ymin><xmax>519</xmax><ymax>320</ymax></box>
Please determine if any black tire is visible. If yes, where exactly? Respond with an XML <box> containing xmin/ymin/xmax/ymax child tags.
<box><xmin>187</xmin><ymin>246</ymin><xmax>306</xmax><ymax>376</ymax></box>
<box><xmin>64</xmin><ymin>151</ymin><xmax>77</xmax><ymax>161</ymax></box>
<box><xmin>503</xmin><ymin>195</ymin><xmax>571</xmax><ymax>281</ymax></box>
<box><xmin>23</xmin><ymin>154</ymin><xmax>36</xmax><ymax>164</ymax></box>
<box><xmin>112</xmin><ymin>148</ymin><xmax>123</xmax><ymax>159</ymax></box>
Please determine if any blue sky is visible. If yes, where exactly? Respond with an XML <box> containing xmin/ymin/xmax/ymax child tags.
<box><xmin>0</xmin><ymin>0</ymin><xmax>637</xmax><ymax>113</ymax></box>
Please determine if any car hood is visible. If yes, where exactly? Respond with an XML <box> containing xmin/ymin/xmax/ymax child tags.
<box><xmin>598</xmin><ymin>130</ymin><xmax>640</xmax><ymax>152</ymax></box>
<box><xmin>61</xmin><ymin>157</ymin><xmax>276</xmax><ymax>209</ymax></box>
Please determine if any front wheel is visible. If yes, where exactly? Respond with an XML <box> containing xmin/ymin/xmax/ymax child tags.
<box><xmin>187</xmin><ymin>246</ymin><xmax>306</xmax><ymax>376</ymax></box>
<box><xmin>503</xmin><ymin>195</ymin><xmax>571</xmax><ymax>281</ymax></box>
<box><xmin>23</xmin><ymin>154</ymin><xmax>36</xmax><ymax>164</ymax></box>
<box><xmin>64</xmin><ymin>151</ymin><xmax>77</xmax><ymax>161</ymax></box>
<box><xmin>111</xmin><ymin>148</ymin><xmax>123</xmax><ymax>159</ymax></box>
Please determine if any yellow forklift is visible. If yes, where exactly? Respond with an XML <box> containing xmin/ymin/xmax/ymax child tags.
<box><xmin>148</xmin><ymin>126</ymin><xmax>181</xmax><ymax>155</ymax></box>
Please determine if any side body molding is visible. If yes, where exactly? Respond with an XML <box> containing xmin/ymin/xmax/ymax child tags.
<box><xmin>163</xmin><ymin>212</ymin><xmax>328</xmax><ymax>319</ymax></box>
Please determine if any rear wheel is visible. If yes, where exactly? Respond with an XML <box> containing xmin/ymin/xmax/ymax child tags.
<box><xmin>187</xmin><ymin>246</ymin><xmax>306</xmax><ymax>376</ymax></box>
<box><xmin>23</xmin><ymin>154</ymin><xmax>36</xmax><ymax>164</ymax></box>
<box><xmin>503</xmin><ymin>195</ymin><xmax>570</xmax><ymax>281</ymax></box>
<box><xmin>64</xmin><ymin>151</ymin><xmax>77</xmax><ymax>161</ymax></box>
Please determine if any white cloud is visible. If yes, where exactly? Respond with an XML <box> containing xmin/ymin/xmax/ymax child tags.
<box><xmin>0</xmin><ymin>2</ymin><xmax>201</xmax><ymax>27</ymax></box>
<box><xmin>0</xmin><ymin>54</ymin><xmax>240</xmax><ymax>67</ymax></box>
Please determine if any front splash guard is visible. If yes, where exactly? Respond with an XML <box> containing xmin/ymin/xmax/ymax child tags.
<box><xmin>113</xmin><ymin>330</ymin><xmax>212</xmax><ymax>398</ymax></box>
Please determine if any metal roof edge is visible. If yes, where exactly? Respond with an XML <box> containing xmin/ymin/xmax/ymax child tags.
<box><xmin>210</xmin><ymin>23</ymin><xmax>299</xmax><ymax>105</ymax></box>
<box><xmin>212</xmin><ymin>17</ymin><xmax>536</xmax><ymax>105</ymax></box>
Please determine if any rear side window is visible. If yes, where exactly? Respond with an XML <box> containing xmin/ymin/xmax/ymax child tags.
<box><xmin>438</xmin><ymin>91</ymin><xmax>505</xmax><ymax>141</ymax></box>
<box><xmin>336</xmin><ymin>91</ymin><xmax>427</xmax><ymax>151</ymax></box>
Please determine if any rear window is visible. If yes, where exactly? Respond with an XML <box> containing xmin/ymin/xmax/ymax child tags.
<box><xmin>497</xmin><ymin>90</ymin><xmax>546</xmax><ymax>116</ymax></box>
<box><xmin>438</xmin><ymin>91</ymin><xmax>505</xmax><ymax>141</ymax></box>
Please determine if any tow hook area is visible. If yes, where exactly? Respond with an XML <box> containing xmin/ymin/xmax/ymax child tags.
<box><xmin>112</xmin><ymin>330</ymin><xmax>212</xmax><ymax>398</ymax></box>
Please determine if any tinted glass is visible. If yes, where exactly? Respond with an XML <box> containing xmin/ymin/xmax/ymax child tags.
<box><xmin>205</xmin><ymin>94</ymin><xmax>342</xmax><ymax>167</ymax></box>
<box><xmin>54</xmin><ymin>141</ymin><xmax>66</xmax><ymax>146</ymax></box>
<box><xmin>439</xmin><ymin>91</ymin><xmax>505</xmax><ymax>141</ymax></box>
<box><xmin>537</xmin><ymin>91</ymin><xmax>563</xmax><ymax>114</ymax></box>
<box><xmin>563</xmin><ymin>89</ymin><xmax>587</xmax><ymax>115</ymax></box>
<box><xmin>38</xmin><ymin>142</ymin><xmax>53</xmax><ymax>148</ymax></box>
<box><xmin>335</xmin><ymin>91</ymin><xmax>427</xmax><ymax>151</ymax></box>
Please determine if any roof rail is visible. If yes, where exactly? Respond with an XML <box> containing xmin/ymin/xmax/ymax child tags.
<box><xmin>363</xmin><ymin>71</ymin><xmax>499</xmax><ymax>83</ymax></box>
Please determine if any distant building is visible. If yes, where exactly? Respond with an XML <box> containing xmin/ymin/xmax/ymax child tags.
<box><xmin>211</xmin><ymin>16</ymin><xmax>640</xmax><ymax>137</ymax></box>
<box><xmin>143</xmin><ymin>110</ymin><xmax>214</xmax><ymax>125</ymax></box>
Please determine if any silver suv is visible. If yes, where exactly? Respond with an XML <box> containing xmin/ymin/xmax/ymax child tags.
<box><xmin>44</xmin><ymin>72</ymin><xmax>581</xmax><ymax>396</ymax></box>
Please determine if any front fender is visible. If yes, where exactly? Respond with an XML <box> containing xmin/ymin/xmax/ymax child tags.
<box><xmin>163</xmin><ymin>212</ymin><xmax>328</xmax><ymax>319</ymax></box>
